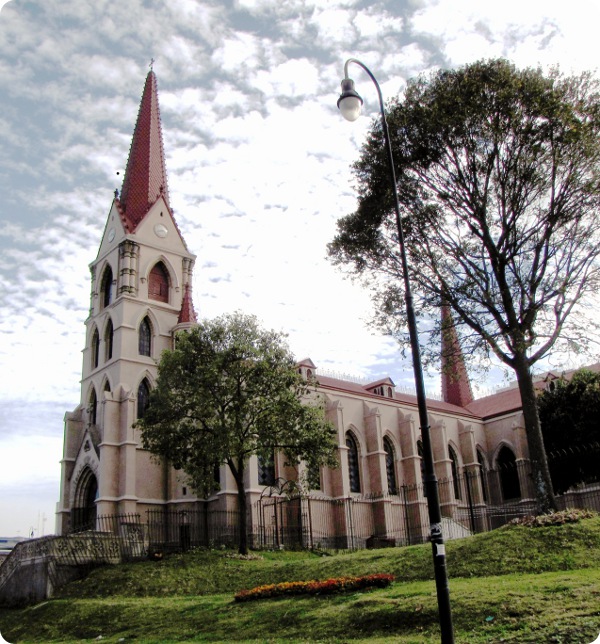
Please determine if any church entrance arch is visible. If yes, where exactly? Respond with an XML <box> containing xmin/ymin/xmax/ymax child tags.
<box><xmin>71</xmin><ymin>467</ymin><xmax>98</xmax><ymax>532</ymax></box>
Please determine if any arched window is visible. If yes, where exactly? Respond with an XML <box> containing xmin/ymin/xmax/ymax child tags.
<box><xmin>148</xmin><ymin>262</ymin><xmax>169</xmax><ymax>303</ymax></box>
<box><xmin>104</xmin><ymin>318</ymin><xmax>114</xmax><ymax>361</ymax></box>
<box><xmin>383</xmin><ymin>437</ymin><xmax>397</xmax><ymax>495</ymax></box>
<box><xmin>91</xmin><ymin>327</ymin><xmax>100</xmax><ymax>369</ymax></box>
<box><xmin>346</xmin><ymin>432</ymin><xmax>361</xmax><ymax>493</ymax></box>
<box><xmin>100</xmin><ymin>265</ymin><xmax>113</xmax><ymax>309</ymax></box>
<box><xmin>477</xmin><ymin>448</ymin><xmax>489</xmax><ymax>503</ymax></box>
<box><xmin>497</xmin><ymin>446</ymin><xmax>521</xmax><ymax>501</ymax></box>
<box><xmin>448</xmin><ymin>445</ymin><xmax>462</xmax><ymax>500</ymax></box>
<box><xmin>258</xmin><ymin>451</ymin><xmax>276</xmax><ymax>486</ymax></box>
<box><xmin>137</xmin><ymin>378</ymin><xmax>151</xmax><ymax>420</ymax></box>
<box><xmin>89</xmin><ymin>388</ymin><xmax>97</xmax><ymax>426</ymax></box>
<box><xmin>103</xmin><ymin>379</ymin><xmax>111</xmax><ymax>394</ymax></box>
<box><xmin>139</xmin><ymin>317</ymin><xmax>152</xmax><ymax>356</ymax></box>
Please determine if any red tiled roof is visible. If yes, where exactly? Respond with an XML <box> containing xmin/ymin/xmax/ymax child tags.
<box><xmin>316</xmin><ymin>374</ymin><xmax>478</xmax><ymax>419</ymax></box>
<box><xmin>465</xmin><ymin>386</ymin><xmax>522</xmax><ymax>419</ymax></box>
<box><xmin>178</xmin><ymin>283</ymin><xmax>197</xmax><ymax>324</ymax></box>
<box><xmin>118</xmin><ymin>71</ymin><xmax>170</xmax><ymax>232</ymax></box>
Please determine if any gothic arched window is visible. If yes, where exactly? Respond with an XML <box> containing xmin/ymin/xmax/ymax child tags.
<box><xmin>346</xmin><ymin>432</ymin><xmax>361</xmax><ymax>493</ymax></box>
<box><xmin>417</xmin><ymin>440</ymin><xmax>428</xmax><ymax>497</ymax></box>
<box><xmin>104</xmin><ymin>318</ymin><xmax>114</xmax><ymax>361</ymax></box>
<box><xmin>139</xmin><ymin>317</ymin><xmax>152</xmax><ymax>356</ymax></box>
<box><xmin>258</xmin><ymin>451</ymin><xmax>276</xmax><ymax>486</ymax></box>
<box><xmin>449</xmin><ymin>445</ymin><xmax>462</xmax><ymax>500</ymax></box>
<box><xmin>477</xmin><ymin>448</ymin><xmax>489</xmax><ymax>503</ymax></box>
<box><xmin>383</xmin><ymin>437</ymin><xmax>397</xmax><ymax>495</ymax></box>
<box><xmin>89</xmin><ymin>388</ymin><xmax>97</xmax><ymax>426</ymax></box>
<box><xmin>148</xmin><ymin>262</ymin><xmax>169</xmax><ymax>303</ymax></box>
<box><xmin>100</xmin><ymin>265</ymin><xmax>113</xmax><ymax>309</ymax></box>
<box><xmin>497</xmin><ymin>446</ymin><xmax>521</xmax><ymax>501</ymax></box>
<box><xmin>91</xmin><ymin>327</ymin><xmax>100</xmax><ymax>369</ymax></box>
<box><xmin>137</xmin><ymin>378</ymin><xmax>151</xmax><ymax>420</ymax></box>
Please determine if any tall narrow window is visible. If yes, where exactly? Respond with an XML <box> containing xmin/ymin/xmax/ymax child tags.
<box><xmin>497</xmin><ymin>446</ymin><xmax>521</xmax><ymax>501</ymax></box>
<box><xmin>417</xmin><ymin>440</ymin><xmax>427</xmax><ymax>497</ymax></box>
<box><xmin>91</xmin><ymin>327</ymin><xmax>100</xmax><ymax>369</ymax></box>
<box><xmin>139</xmin><ymin>317</ymin><xmax>152</xmax><ymax>356</ymax></box>
<box><xmin>100</xmin><ymin>266</ymin><xmax>113</xmax><ymax>308</ymax></box>
<box><xmin>449</xmin><ymin>445</ymin><xmax>462</xmax><ymax>500</ymax></box>
<box><xmin>104</xmin><ymin>318</ymin><xmax>114</xmax><ymax>361</ymax></box>
<box><xmin>89</xmin><ymin>388</ymin><xmax>97</xmax><ymax>426</ymax></box>
<box><xmin>137</xmin><ymin>378</ymin><xmax>151</xmax><ymax>420</ymax></box>
<box><xmin>346</xmin><ymin>432</ymin><xmax>361</xmax><ymax>493</ymax></box>
<box><xmin>383</xmin><ymin>437</ymin><xmax>397</xmax><ymax>495</ymax></box>
<box><xmin>148</xmin><ymin>262</ymin><xmax>169</xmax><ymax>303</ymax></box>
<box><xmin>477</xmin><ymin>449</ymin><xmax>489</xmax><ymax>503</ymax></box>
<box><xmin>258</xmin><ymin>451</ymin><xmax>276</xmax><ymax>486</ymax></box>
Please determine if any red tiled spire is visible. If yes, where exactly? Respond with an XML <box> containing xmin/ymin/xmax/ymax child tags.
<box><xmin>178</xmin><ymin>283</ymin><xmax>197</xmax><ymax>324</ymax></box>
<box><xmin>118</xmin><ymin>71</ymin><xmax>169</xmax><ymax>231</ymax></box>
<box><xmin>441</xmin><ymin>304</ymin><xmax>473</xmax><ymax>407</ymax></box>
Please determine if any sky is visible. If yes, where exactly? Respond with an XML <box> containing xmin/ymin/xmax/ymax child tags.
<box><xmin>1</xmin><ymin>0</ymin><xmax>599</xmax><ymax>538</ymax></box>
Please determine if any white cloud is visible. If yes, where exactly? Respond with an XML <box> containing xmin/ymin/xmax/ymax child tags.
<box><xmin>2</xmin><ymin>0</ymin><xmax>600</xmax><ymax>536</ymax></box>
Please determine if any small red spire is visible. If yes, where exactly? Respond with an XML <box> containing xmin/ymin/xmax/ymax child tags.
<box><xmin>441</xmin><ymin>304</ymin><xmax>473</xmax><ymax>407</ymax></box>
<box><xmin>118</xmin><ymin>71</ymin><xmax>170</xmax><ymax>231</ymax></box>
<box><xmin>178</xmin><ymin>283</ymin><xmax>197</xmax><ymax>324</ymax></box>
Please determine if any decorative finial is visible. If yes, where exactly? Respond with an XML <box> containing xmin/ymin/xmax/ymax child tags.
<box><xmin>149</xmin><ymin>58</ymin><xmax>155</xmax><ymax>71</ymax></box>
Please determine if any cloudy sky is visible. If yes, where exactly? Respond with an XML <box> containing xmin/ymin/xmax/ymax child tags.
<box><xmin>1</xmin><ymin>0</ymin><xmax>599</xmax><ymax>537</ymax></box>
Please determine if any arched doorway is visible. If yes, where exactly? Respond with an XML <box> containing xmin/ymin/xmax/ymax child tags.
<box><xmin>72</xmin><ymin>467</ymin><xmax>98</xmax><ymax>532</ymax></box>
<box><xmin>497</xmin><ymin>446</ymin><xmax>521</xmax><ymax>501</ymax></box>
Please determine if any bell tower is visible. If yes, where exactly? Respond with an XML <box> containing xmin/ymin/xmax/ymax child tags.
<box><xmin>57</xmin><ymin>70</ymin><xmax>196</xmax><ymax>534</ymax></box>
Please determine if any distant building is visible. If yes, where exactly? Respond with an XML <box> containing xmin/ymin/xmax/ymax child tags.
<box><xmin>56</xmin><ymin>71</ymin><xmax>593</xmax><ymax>543</ymax></box>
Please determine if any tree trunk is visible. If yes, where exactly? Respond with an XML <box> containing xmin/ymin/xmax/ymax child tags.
<box><xmin>234</xmin><ymin>465</ymin><xmax>249</xmax><ymax>555</ymax></box>
<box><xmin>513</xmin><ymin>356</ymin><xmax>557</xmax><ymax>513</ymax></box>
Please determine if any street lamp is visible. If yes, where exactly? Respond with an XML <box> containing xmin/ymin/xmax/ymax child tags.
<box><xmin>338</xmin><ymin>58</ymin><xmax>455</xmax><ymax>644</ymax></box>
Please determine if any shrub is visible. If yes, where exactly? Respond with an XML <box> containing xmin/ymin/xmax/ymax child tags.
<box><xmin>234</xmin><ymin>573</ymin><xmax>394</xmax><ymax>602</ymax></box>
<box><xmin>508</xmin><ymin>508</ymin><xmax>597</xmax><ymax>527</ymax></box>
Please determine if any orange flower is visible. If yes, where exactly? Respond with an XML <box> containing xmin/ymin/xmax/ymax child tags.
<box><xmin>234</xmin><ymin>573</ymin><xmax>395</xmax><ymax>602</ymax></box>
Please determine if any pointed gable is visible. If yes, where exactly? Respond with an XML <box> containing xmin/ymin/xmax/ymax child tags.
<box><xmin>117</xmin><ymin>70</ymin><xmax>170</xmax><ymax>232</ymax></box>
<box><xmin>441</xmin><ymin>304</ymin><xmax>474</xmax><ymax>407</ymax></box>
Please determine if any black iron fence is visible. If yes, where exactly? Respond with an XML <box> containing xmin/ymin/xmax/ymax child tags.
<box><xmin>69</xmin><ymin>475</ymin><xmax>600</xmax><ymax>553</ymax></box>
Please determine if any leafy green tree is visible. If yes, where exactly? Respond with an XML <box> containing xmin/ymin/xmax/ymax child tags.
<box><xmin>137</xmin><ymin>312</ymin><xmax>338</xmax><ymax>554</ymax></box>
<box><xmin>538</xmin><ymin>369</ymin><xmax>600</xmax><ymax>493</ymax></box>
<box><xmin>329</xmin><ymin>59</ymin><xmax>600</xmax><ymax>512</ymax></box>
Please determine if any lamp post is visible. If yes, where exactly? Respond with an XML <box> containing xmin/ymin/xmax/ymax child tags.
<box><xmin>337</xmin><ymin>58</ymin><xmax>455</xmax><ymax>644</ymax></box>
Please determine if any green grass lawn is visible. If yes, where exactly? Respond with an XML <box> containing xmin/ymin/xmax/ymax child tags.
<box><xmin>2</xmin><ymin>516</ymin><xmax>600</xmax><ymax>643</ymax></box>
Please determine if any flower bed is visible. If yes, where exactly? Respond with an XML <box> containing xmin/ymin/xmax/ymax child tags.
<box><xmin>234</xmin><ymin>573</ymin><xmax>395</xmax><ymax>602</ymax></box>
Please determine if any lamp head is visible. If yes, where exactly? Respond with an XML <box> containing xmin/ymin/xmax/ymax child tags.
<box><xmin>337</xmin><ymin>78</ymin><xmax>363</xmax><ymax>122</ymax></box>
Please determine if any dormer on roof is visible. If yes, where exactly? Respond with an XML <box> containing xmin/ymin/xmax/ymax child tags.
<box><xmin>365</xmin><ymin>377</ymin><xmax>395</xmax><ymax>398</ymax></box>
<box><xmin>297</xmin><ymin>358</ymin><xmax>317</xmax><ymax>381</ymax></box>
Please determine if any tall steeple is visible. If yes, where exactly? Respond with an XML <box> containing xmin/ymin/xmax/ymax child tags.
<box><xmin>117</xmin><ymin>70</ymin><xmax>170</xmax><ymax>232</ymax></box>
<box><xmin>441</xmin><ymin>304</ymin><xmax>474</xmax><ymax>407</ymax></box>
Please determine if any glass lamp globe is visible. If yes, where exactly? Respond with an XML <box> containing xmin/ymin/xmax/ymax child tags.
<box><xmin>337</xmin><ymin>79</ymin><xmax>363</xmax><ymax>122</ymax></box>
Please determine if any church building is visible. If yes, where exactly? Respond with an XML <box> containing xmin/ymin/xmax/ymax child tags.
<box><xmin>57</xmin><ymin>71</ymin><xmax>563</xmax><ymax>544</ymax></box>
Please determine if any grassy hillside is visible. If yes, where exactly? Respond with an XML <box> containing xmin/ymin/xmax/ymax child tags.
<box><xmin>1</xmin><ymin>516</ymin><xmax>600</xmax><ymax>643</ymax></box>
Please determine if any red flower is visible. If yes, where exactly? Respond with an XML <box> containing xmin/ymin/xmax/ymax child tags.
<box><xmin>234</xmin><ymin>573</ymin><xmax>395</xmax><ymax>602</ymax></box>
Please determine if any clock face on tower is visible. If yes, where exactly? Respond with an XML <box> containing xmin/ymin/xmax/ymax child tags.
<box><xmin>107</xmin><ymin>228</ymin><xmax>116</xmax><ymax>243</ymax></box>
<box><xmin>154</xmin><ymin>223</ymin><xmax>168</xmax><ymax>238</ymax></box>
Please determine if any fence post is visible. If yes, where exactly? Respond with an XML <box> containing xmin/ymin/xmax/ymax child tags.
<box><xmin>402</xmin><ymin>485</ymin><xmax>411</xmax><ymax>545</ymax></box>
